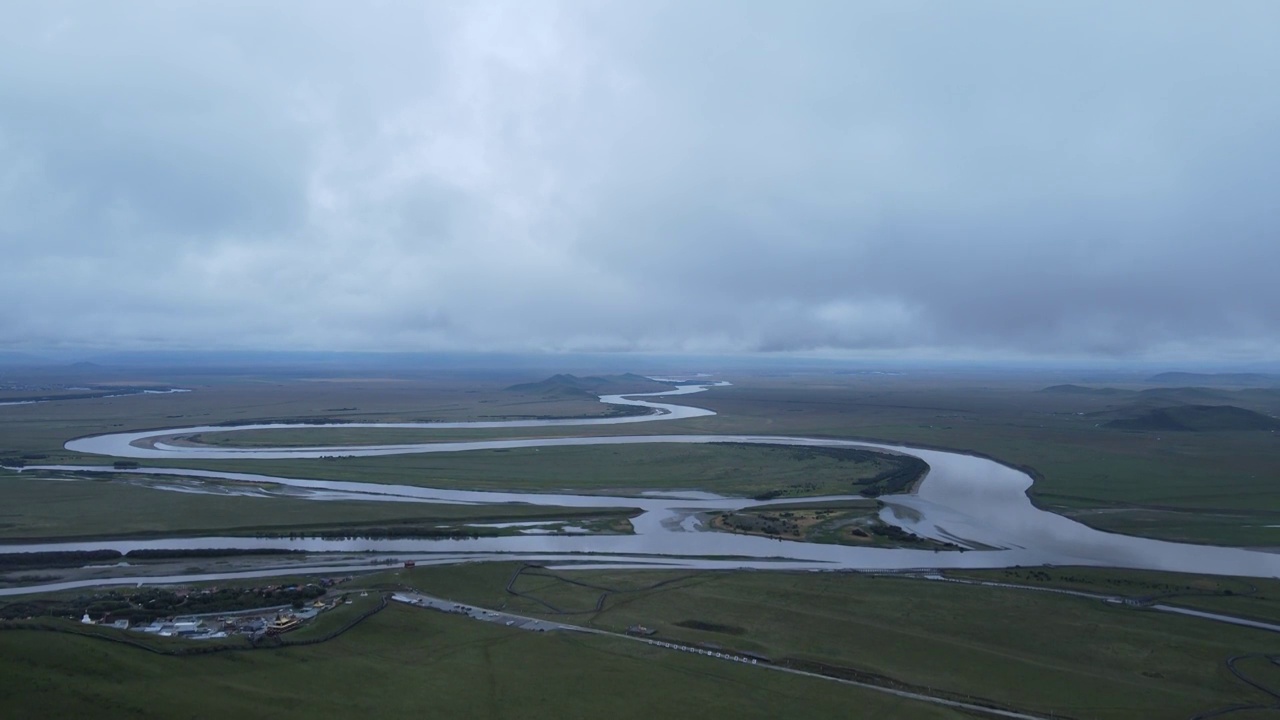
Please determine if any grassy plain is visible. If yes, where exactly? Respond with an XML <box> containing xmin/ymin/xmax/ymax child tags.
<box><xmin>676</xmin><ymin>376</ymin><xmax>1280</xmax><ymax>545</ymax></box>
<box><xmin>709</xmin><ymin>499</ymin><xmax>955</xmax><ymax>549</ymax></box>
<box><xmin>3</xmin><ymin>366</ymin><xmax>1280</xmax><ymax>718</ymax></box>
<box><xmin>282</xmin><ymin>589</ymin><xmax>385</xmax><ymax>642</ymax></box>
<box><xmin>5</xmin><ymin>561</ymin><xmax>1280</xmax><ymax>719</ymax></box>
<box><xmin>948</xmin><ymin>565</ymin><xmax>1280</xmax><ymax>624</ymax></box>
<box><xmin>0</xmin><ymin>602</ymin><xmax>966</xmax><ymax>720</ymax></box>
<box><xmin>145</xmin><ymin>443</ymin><xmax>901</xmax><ymax>498</ymax></box>
<box><xmin>0</xmin><ymin>372</ymin><xmax>648</xmax><ymax>463</ymax></box>
<box><xmin>176</xmin><ymin>375</ymin><xmax>1280</xmax><ymax>545</ymax></box>
<box><xmin>396</xmin><ymin>562</ymin><xmax>1280</xmax><ymax>719</ymax></box>
<box><xmin>2</xmin><ymin>366</ymin><xmax>1278</xmax><ymax>545</ymax></box>
<box><xmin>0</xmin><ymin>473</ymin><xmax>631</xmax><ymax>541</ymax></box>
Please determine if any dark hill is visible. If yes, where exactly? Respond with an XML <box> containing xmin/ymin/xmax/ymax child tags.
<box><xmin>1146</xmin><ymin>372</ymin><xmax>1280</xmax><ymax>387</ymax></box>
<box><xmin>1134</xmin><ymin>387</ymin><xmax>1235</xmax><ymax>404</ymax></box>
<box><xmin>505</xmin><ymin>373</ymin><xmax>678</xmax><ymax>398</ymax></box>
<box><xmin>1040</xmin><ymin>385</ymin><xmax>1128</xmax><ymax>396</ymax></box>
<box><xmin>1104</xmin><ymin>405</ymin><xmax>1280</xmax><ymax>432</ymax></box>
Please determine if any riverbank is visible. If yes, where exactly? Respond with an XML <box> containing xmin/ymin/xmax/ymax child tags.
<box><xmin>0</xmin><ymin>383</ymin><xmax>1271</xmax><ymax>582</ymax></box>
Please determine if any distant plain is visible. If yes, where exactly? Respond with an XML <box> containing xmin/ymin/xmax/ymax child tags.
<box><xmin>3</xmin><ymin>364</ymin><xmax>1280</xmax><ymax>719</ymax></box>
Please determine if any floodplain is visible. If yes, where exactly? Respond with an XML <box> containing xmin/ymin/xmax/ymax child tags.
<box><xmin>2</xmin><ymin>363</ymin><xmax>1280</xmax><ymax>719</ymax></box>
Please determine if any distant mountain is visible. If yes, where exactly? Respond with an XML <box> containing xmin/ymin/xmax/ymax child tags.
<box><xmin>505</xmin><ymin>373</ymin><xmax>678</xmax><ymax>398</ymax></box>
<box><xmin>1039</xmin><ymin>384</ymin><xmax>1128</xmax><ymax>395</ymax></box>
<box><xmin>1145</xmin><ymin>372</ymin><xmax>1280</xmax><ymax>387</ymax></box>
<box><xmin>1134</xmin><ymin>387</ymin><xmax>1236</xmax><ymax>404</ymax></box>
<box><xmin>1104</xmin><ymin>405</ymin><xmax>1280</xmax><ymax>432</ymax></box>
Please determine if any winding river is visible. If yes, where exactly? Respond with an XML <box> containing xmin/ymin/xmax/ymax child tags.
<box><xmin>5</xmin><ymin>381</ymin><xmax>1279</xmax><ymax>594</ymax></box>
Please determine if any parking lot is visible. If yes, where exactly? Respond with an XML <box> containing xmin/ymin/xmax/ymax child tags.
<box><xmin>390</xmin><ymin>592</ymin><xmax>574</xmax><ymax>633</ymax></box>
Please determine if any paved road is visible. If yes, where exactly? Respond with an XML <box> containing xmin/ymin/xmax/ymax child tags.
<box><xmin>909</xmin><ymin>572</ymin><xmax>1115</xmax><ymax>601</ymax></box>
<box><xmin>907</xmin><ymin>572</ymin><xmax>1280</xmax><ymax>635</ymax></box>
<box><xmin>1151</xmin><ymin>604</ymin><xmax>1280</xmax><ymax>633</ymax></box>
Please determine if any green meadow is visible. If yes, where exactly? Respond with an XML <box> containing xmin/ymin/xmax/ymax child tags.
<box><xmin>0</xmin><ymin>602</ymin><xmax>966</xmax><ymax>720</ymax></box>
<box><xmin>393</xmin><ymin>562</ymin><xmax>1280</xmax><ymax>719</ymax></box>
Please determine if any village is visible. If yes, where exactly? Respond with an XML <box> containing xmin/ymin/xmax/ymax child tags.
<box><xmin>5</xmin><ymin>577</ymin><xmax>363</xmax><ymax>642</ymax></box>
<box><xmin>84</xmin><ymin>593</ymin><xmax>344</xmax><ymax>641</ymax></box>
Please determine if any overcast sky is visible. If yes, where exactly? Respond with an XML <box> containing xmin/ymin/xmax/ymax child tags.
<box><xmin>2</xmin><ymin>2</ymin><xmax>1278</xmax><ymax>361</ymax></box>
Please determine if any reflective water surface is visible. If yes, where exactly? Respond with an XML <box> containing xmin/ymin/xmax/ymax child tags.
<box><xmin>5</xmin><ymin>383</ymin><xmax>1277</xmax><ymax>588</ymax></box>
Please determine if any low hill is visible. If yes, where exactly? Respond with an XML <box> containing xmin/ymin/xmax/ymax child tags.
<box><xmin>1104</xmin><ymin>405</ymin><xmax>1280</xmax><ymax>432</ymax></box>
<box><xmin>1039</xmin><ymin>384</ymin><xmax>1128</xmax><ymax>396</ymax></box>
<box><xmin>505</xmin><ymin>373</ymin><xmax>678</xmax><ymax>398</ymax></box>
<box><xmin>1134</xmin><ymin>387</ymin><xmax>1237</xmax><ymax>404</ymax></box>
<box><xmin>1145</xmin><ymin>372</ymin><xmax>1280</xmax><ymax>387</ymax></box>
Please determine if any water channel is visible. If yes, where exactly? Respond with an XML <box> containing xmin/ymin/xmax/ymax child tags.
<box><xmin>5</xmin><ymin>382</ymin><xmax>1279</xmax><ymax>593</ymax></box>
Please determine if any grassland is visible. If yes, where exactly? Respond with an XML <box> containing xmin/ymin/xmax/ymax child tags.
<box><xmin>393</xmin><ymin>562</ymin><xmax>1280</xmax><ymax>719</ymax></box>
<box><xmin>281</xmin><ymin>589</ymin><xmax>385</xmax><ymax>642</ymax></box>
<box><xmin>675</xmin><ymin>377</ymin><xmax>1280</xmax><ymax>546</ymax></box>
<box><xmin>0</xmin><ymin>601</ymin><xmax>967</xmax><ymax>720</ymax></box>
<box><xmin>7</xmin><ymin>561</ymin><xmax>1280</xmax><ymax>718</ymax></box>
<box><xmin>13</xmin><ymin>442</ymin><xmax>912</xmax><ymax>500</ymax></box>
<box><xmin>4</xmin><ymin>369</ymin><xmax>1278</xmax><ymax>547</ymax></box>
<box><xmin>0</xmin><ymin>373</ymin><xmax>655</xmax><ymax>464</ymax></box>
<box><xmin>3</xmin><ymin>366</ymin><xmax>1279</xmax><ymax>718</ymax></box>
<box><xmin>9</xmin><ymin>561</ymin><xmax>1279</xmax><ymax>719</ymax></box>
<box><xmin>0</xmin><ymin>471</ymin><xmax>632</xmax><ymax>541</ymax></box>
<box><xmin>710</xmin><ymin>499</ymin><xmax>958</xmax><ymax>550</ymax></box>
<box><xmin>946</xmin><ymin>565</ymin><xmax>1280</xmax><ymax>624</ymax></box>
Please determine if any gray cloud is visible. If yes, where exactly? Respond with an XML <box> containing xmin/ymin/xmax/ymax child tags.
<box><xmin>2</xmin><ymin>1</ymin><xmax>1278</xmax><ymax>360</ymax></box>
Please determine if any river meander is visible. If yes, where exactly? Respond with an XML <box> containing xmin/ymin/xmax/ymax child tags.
<box><xmin>5</xmin><ymin>382</ymin><xmax>1278</xmax><ymax>593</ymax></box>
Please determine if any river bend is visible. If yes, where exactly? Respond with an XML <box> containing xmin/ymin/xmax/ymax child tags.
<box><xmin>4</xmin><ymin>382</ymin><xmax>1276</xmax><ymax>591</ymax></box>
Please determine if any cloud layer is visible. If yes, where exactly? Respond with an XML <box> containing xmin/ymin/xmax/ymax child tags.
<box><xmin>3</xmin><ymin>1</ymin><xmax>1278</xmax><ymax>360</ymax></box>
